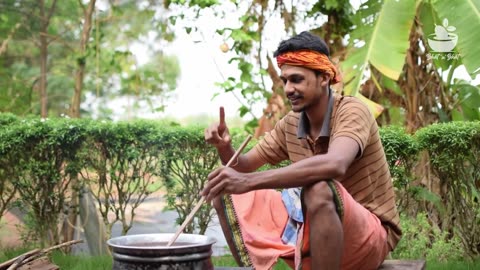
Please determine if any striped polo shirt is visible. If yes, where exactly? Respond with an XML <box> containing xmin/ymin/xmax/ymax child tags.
<box><xmin>253</xmin><ymin>92</ymin><xmax>402</xmax><ymax>250</ymax></box>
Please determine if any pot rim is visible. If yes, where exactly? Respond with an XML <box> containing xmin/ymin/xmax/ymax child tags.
<box><xmin>107</xmin><ymin>233</ymin><xmax>217</xmax><ymax>250</ymax></box>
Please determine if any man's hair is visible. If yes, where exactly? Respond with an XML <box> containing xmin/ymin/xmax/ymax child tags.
<box><xmin>273</xmin><ymin>31</ymin><xmax>330</xmax><ymax>57</ymax></box>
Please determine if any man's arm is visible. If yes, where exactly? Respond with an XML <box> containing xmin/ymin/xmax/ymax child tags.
<box><xmin>202</xmin><ymin>136</ymin><xmax>359</xmax><ymax>201</ymax></box>
<box><xmin>251</xmin><ymin>136</ymin><xmax>359</xmax><ymax>189</ymax></box>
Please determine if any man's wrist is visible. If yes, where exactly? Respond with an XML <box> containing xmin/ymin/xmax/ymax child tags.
<box><xmin>216</xmin><ymin>144</ymin><xmax>234</xmax><ymax>165</ymax></box>
<box><xmin>216</xmin><ymin>143</ymin><xmax>231</xmax><ymax>154</ymax></box>
<box><xmin>223</xmin><ymin>155</ymin><xmax>239</xmax><ymax>167</ymax></box>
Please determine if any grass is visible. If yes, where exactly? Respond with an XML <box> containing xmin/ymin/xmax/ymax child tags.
<box><xmin>50</xmin><ymin>252</ymin><xmax>112</xmax><ymax>270</ymax></box>
<box><xmin>212</xmin><ymin>256</ymin><xmax>480</xmax><ymax>269</ymax></box>
<box><xmin>212</xmin><ymin>255</ymin><xmax>291</xmax><ymax>269</ymax></box>
<box><xmin>426</xmin><ymin>260</ymin><xmax>480</xmax><ymax>270</ymax></box>
<box><xmin>2</xmin><ymin>248</ymin><xmax>480</xmax><ymax>270</ymax></box>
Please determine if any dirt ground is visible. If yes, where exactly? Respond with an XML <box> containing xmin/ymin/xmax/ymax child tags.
<box><xmin>0</xmin><ymin>210</ymin><xmax>22</xmax><ymax>248</ymax></box>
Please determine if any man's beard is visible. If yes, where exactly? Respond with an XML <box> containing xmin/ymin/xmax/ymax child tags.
<box><xmin>291</xmin><ymin>104</ymin><xmax>305</xmax><ymax>113</ymax></box>
<box><xmin>288</xmin><ymin>93</ymin><xmax>305</xmax><ymax>112</ymax></box>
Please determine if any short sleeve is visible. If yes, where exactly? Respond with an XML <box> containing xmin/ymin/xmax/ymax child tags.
<box><xmin>331</xmin><ymin>97</ymin><xmax>374</xmax><ymax>158</ymax></box>
<box><xmin>253</xmin><ymin>117</ymin><xmax>289</xmax><ymax>165</ymax></box>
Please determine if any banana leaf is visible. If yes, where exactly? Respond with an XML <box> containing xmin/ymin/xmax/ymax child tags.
<box><xmin>341</xmin><ymin>0</ymin><xmax>418</xmax><ymax>97</ymax></box>
<box><xmin>418</xmin><ymin>1</ymin><xmax>452</xmax><ymax>71</ymax></box>
<box><xmin>433</xmin><ymin>0</ymin><xmax>480</xmax><ymax>77</ymax></box>
<box><xmin>341</xmin><ymin>0</ymin><xmax>418</xmax><ymax>117</ymax></box>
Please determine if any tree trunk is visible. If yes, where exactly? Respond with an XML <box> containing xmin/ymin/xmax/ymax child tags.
<box><xmin>39</xmin><ymin>0</ymin><xmax>49</xmax><ymax>118</ymax></box>
<box><xmin>70</xmin><ymin>0</ymin><xmax>96</xmax><ymax>118</ymax></box>
<box><xmin>66</xmin><ymin>0</ymin><xmax>110</xmax><ymax>256</ymax></box>
<box><xmin>400</xmin><ymin>19</ymin><xmax>445</xmax><ymax>133</ymax></box>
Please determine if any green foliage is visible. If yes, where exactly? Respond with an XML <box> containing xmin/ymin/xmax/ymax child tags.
<box><xmin>0</xmin><ymin>246</ymin><xmax>32</xmax><ymax>263</ymax></box>
<box><xmin>0</xmin><ymin>248</ymin><xmax>113</xmax><ymax>270</ymax></box>
<box><xmin>158</xmin><ymin>125</ymin><xmax>219</xmax><ymax>234</ymax></box>
<box><xmin>0</xmin><ymin>112</ymin><xmax>18</xmax><ymax>126</ymax></box>
<box><xmin>342</xmin><ymin>0</ymin><xmax>417</xmax><ymax>97</ymax></box>
<box><xmin>392</xmin><ymin>213</ymin><xmax>463</xmax><ymax>262</ymax></box>
<box><xmin>2</xmin><ymin>114</ymin><xmax>480</xmax><ymax>258</ymax></box>
<box><xmin>77</xmin><ymin>0</ymin><xmax>182</xmax><ymax>118</ymax></box>
<box><xmin>0</xmin><ymin>0</ymin><xmax>82</xmax><ymax>116</ymax></box>
<box><xmin>376</xmin><ymin>122</ymin><xmax>480</xmax><ymax>259</ymax></box>
<box><xmin>0</xmin><ymin>114</ymin><xmax>20</xmax><ymax>222</ymax></box>
<box><xmin>426</xmin><ymin>260</ymin><xmax>480</xmax><ymax>270</ymax></box>
<box><xmin>308</xmin><ymin>0</ymin><xmax>354</xmax><ymax>45</ymax></box>
<box><xmin>379</xmin><ymin>126</ymin><xmax>420</xmax><ymax>213</ymax></box>
<box><xmin>0</xmin><ymin>114</ymin><xmax>220</xmax><ymax>246</ymax></box>
<box><xmin>0</xmin><ymin>116</ymin><xmax>88</xmax><ymax>247</ymax></box>
<box><xmin>416</xmin><ymin>121</ymin><xmax>480</xmax><ymax>174</ymax></box>
<box><xmin>50</xmin><ymin>251</ymin><xmax>112</xmax><ymax>270</ymax></box>
<box><xmin>0</xmin><ymin>0</ymin><xmax>180</xmax><ymax>118</ymax></box>
<box><xmin>415</xmin><ymin>121</ymin><xmax>480</xmax><ymax>257</ymax></box>
<box><xmin>380</xmin><ymin>126</ymin><xmax>419</xmax><ymax>186</ymax></box>
<box><xmin>80</xmin><ymin>120</ymin><xmax>167</xmax><ymax>237</ymax></box>
<box><xmin>432</xmin><ymin>0</ymin><xmax>480</xmax><ymax>76</ymax></box>
<box><xmin>0</xmin><ymin>63</ymin><xmax>39</xmax><ymax>115</ymax></box>
<box><xmin>451</xmin><ymin>81</ymin><xmax>480</xmax><ymax>121</ymax></box>
<box><xmin>166</xmin><ymin>0</ymin><xmax>275</xmax><ymax>131</ymax></box>
<box><xmin>87</xmin><ymin>18</ymin><xmax>181</xmax><ymax>116</ymax></box>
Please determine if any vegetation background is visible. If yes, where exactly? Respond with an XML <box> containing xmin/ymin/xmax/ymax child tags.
<box><xmin>0</xmin><ymin>0</ymin><xmax>479</xmax><ymax>268</ymax></box>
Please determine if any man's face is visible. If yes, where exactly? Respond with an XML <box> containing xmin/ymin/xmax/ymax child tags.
<box><xmin>280</xmin><ymin>65</ymin><xmax>328</xmax><ymax>113</ymax></box>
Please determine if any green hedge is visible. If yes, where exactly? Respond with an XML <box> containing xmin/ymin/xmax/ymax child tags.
<box><xmin>415</xmin><ymin>121</ymin><xmax>480</xmax><ymax>257</ymax></box>
<box><xmin>0</xmin><ymin>116</ymin><xmax>88</xmax><ymax>246</ymax></box>
<box><xmin>380</xmin><ymin>126</ymin><xmax>420</xmax><ymax>214</ymax></box>
<box><xmin>158</xmin><ymin>125</ymin><xmax>220</xmax><ymax>234</ymax></box>
<box><xmin>80</xmin><ymin>120</ymin><xmax>170</xmax><ymax>237</ymax></box>
<box><xmin>0</xmin><ymin>113</ymin><xmax>479</xmax><ymax>257</ymax></box>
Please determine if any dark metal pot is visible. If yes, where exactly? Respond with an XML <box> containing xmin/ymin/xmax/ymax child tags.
<box><xmin>107</xmin><ymin>233</ymin><xmax>217</xmax><ymax>270</ymax></box>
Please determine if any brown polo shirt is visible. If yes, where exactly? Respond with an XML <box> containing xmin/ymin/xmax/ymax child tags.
<box><xmin>253</xmin><ymin>92</ymin><xmax>402</xmax><ymax>250</ymax></box>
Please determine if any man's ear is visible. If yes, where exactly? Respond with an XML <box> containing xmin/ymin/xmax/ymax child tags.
<box><xmin>319</xmin><ymin>73</ymin><xmax>331</xmax><ymax>87</ymax></box>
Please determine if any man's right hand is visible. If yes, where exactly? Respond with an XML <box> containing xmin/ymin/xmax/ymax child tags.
<box><xmin>205</xmin><ymin>107</ymin><xmax>231</xmax><ymax>148</ymax></box>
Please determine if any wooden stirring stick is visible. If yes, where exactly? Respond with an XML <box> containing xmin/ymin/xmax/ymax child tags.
<box><xmin>167</xmin><ymin>135</ymin><xmax>253</xmax><ymax>247</ymax></box>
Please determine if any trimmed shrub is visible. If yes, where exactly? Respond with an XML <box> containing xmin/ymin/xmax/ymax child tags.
<box><xmin>380</xmin><ymin>126</ymin><xmax>420</xmax><ymax>212</ymax></box>
<box><xmin>158</xmin><ymin>125</ymin><xmax>219</xmax><ymax>234</ymax></box>
<box><xmin>1</xmin><ymin>112</ymin><xmax>479</xmax><ymax>259</ymax></box>
<box><xmin>0</xmin><ymin>113</ymin><xmax>20</xmax><ymax>224</ymax></box>
<box><xmin>0</xmin><ymin>117</ymin><xmax>88</xmax><ymax>246</ymax></box>
<box><xmin>415</xmin><ymin>121</ymin><xmax>480</xmax><ymax>257</ymax></box>
<box><xmin>79</xmin><ymin>120</ymin><xmax>167</xmax><ymax>238</ymax></box>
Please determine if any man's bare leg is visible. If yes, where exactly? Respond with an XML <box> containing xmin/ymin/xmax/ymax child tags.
<box><xmin>303</xmin><ymin>181</ymin><xmax>343</xmax><ymax>269</ymax></box>
<box><xmin>212</xmin><ymin>196</ymin><xmax>244</xmax><ymax>266</ymax></box>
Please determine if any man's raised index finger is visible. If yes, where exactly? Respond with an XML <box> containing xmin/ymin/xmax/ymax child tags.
<box><xmin>219</xmin><ymin>106</ymin><xmax>225</xmax><ymax>125</ymax></box>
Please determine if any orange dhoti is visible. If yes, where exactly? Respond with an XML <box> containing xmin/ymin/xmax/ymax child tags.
<box><xmin>220</xmin><ymin>180</ymin><xmax>389</xmax><ymax>270</ymax></box>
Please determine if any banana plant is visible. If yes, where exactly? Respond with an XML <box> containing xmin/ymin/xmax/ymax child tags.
<box><xmin>341</xmin><ymin>0</ymin><xmax>418</xmax><ymax>117</ymax></box>
<box><xmin>432</xmin><ymin>0</ymin><xmax>480</xmax><ymax>77</ymax></box>
<box><xmin>341</xmin><ymin>0</ymin><xmax>480</xmax><ymax>119</ymax></box>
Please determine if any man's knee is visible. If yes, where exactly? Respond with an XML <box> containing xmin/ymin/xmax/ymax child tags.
<box><xmin>303</xmin><ymin>181</ymin><xmax>336</xmax><ymax>216</ymax></box>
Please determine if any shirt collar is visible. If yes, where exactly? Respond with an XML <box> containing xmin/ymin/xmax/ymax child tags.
<box><xmin>297</xmin><ymin>88</ymin><xmax>334</xmax><ymax>139</ymax></box>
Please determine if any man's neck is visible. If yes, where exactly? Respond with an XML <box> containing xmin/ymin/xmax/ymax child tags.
<box><xmin>305</xmin><ymin>89</ymin><xmax>329</xmax><ymax>139</ymax></box>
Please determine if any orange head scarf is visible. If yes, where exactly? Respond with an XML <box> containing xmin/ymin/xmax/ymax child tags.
<box><xmin>276</xmin><ymin>49</ymin><xmax>340</xmax><ymax>84</ymax></box>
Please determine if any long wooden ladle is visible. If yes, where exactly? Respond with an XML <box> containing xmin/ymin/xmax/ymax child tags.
<box><xmin>167</xmin><ymin>135</ymin><xmax>253</xmax><ymax>246</ymax></box>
